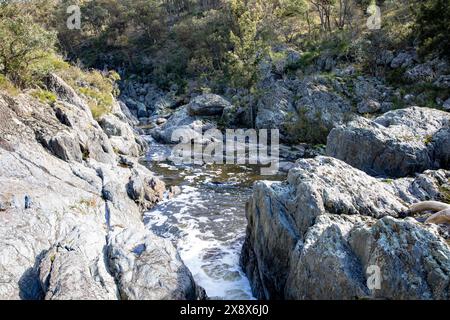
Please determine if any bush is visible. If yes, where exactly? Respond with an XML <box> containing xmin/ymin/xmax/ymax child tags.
<box><xmin>415</xmin><ymin>0</ymin><xmax>450</xmax><ymax>58</ymax></box>
<box><xmin>0</xmin><ymin>3</ymin><xmax>56</xmax><ymax>87</ymax></box>
<box><xmin>0</xmin><ymin>74</ymin><xmax>19</xmax><ymax>96</ymax></box>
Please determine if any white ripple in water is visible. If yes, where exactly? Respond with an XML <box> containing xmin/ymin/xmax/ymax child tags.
<box><xmin>144</xmin><ymin>183</ymin><xmax>255</xmax><ymax>300</ymax></box>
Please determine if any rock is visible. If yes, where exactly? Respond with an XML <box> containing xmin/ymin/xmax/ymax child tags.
<box><xmin>390</xmin><ymin>50</ymin><xmax>417</xmax><ymax>69</ymax></box>
<box><xmin>443</xmin><ymin>98</ymin><xmax>450</xmax><ymax>111</ymax></box>
<box><xmin>241</xmin><ymin>156</ymin><xmax>450</xmax><ymax>300</ymax></box>
<box><xmin>255</xmin><ymin>81</ymin><xmax>295</xmax><ymax>133</ymax></box>
<box><xmin>353</xmin><ymin>77</ymin><xmax>394</xmax><ymax>109</ymax></box>
<box><xmin>168</xmin><ymin>186</ymin><xmax>182</xmax><ymax>199</ymax></box>
<box><xmin>98</xmin><ymin>114</ymin><xmax>143</xmax><ymax>157</ymax></box>
<box><xmin>327</xmin><ymin>107</ymin><xmax>450</xmax><ymax>177</ymax></box>
<box><xmin>126</xmin><ymin>172</ymin><xmax>165</xmax><ymax>210</ymax></box>
<box><xmin>376</xmin><ymin>50</ymin><xmax>394</xmax><ymax>66</ymax></box>
<box><xmin>405</xmin><ymin>64</ymin><xmax>436</xmax><ymax>82</ymax></box>
<box><xmin>434</xmin><ymin>75</ymin><xmax>450</xmax><ymax>89</ymax></box>
<box><xmin>107</xmin><ymin>227</ymin><xmax>203</xmax><ymax>300</ymax></box>
<box><xmin>48</xmin><ymin>132</ymin><xmax>83</xmax><ymax>162</ymax></box>
<box><xmin>187</xmin><ymin>94</ymin><xmax>231</xmax><ymax>117</ymax></box>
<box><xmin>357</xmin><ymin>99</ymin><xmax>381</xmax><ymax>114</ymax></box>
<box><xmin>433</xmin><ymin>128</ymin><xmax>450</xmax><ymax>169</ymax></box>
<box><xmin>98</xmin><ymin>114</ymin><xmax>125</xmax><ymax>137</ymax></box>
<box><xmin>293</xmin><ymin>77</ymin><xmax>353</xmax><ymax>131</ymax></box>
<box><xmin>156</xmin><ymin>118</ymin><xmax>167</xmax><ymax>125</ymax></box>
<box><xmin>151</xmin><ymin>107</ymin><xmax>216</xmax><ymax>144</ymax></box>
<box><xmin>45</xmin><ymin>73</ymin><xmax>89</xmax><ymax>112</ymax></box>
<box><xmin>255</xmin><ymin>75</ymin><xmax>354</xmax><ymax>142</ymax></box>
<box><xmin>0</xmin><ymin>80</ymin><xmax>198</xmax><ymax>300</ymax></box>
<box><xmin>38</xmin><ymin>226</ymin><xmax>117</xmax><ymax>300</ymax></box>
<box><xmin>137</xmin><ymin>102</ymin><xmax>148</xmax><ymax>119</ymax></box>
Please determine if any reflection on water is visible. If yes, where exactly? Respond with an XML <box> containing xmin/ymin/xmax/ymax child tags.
<box><xmin>142</xmin><ymin>138</ymin><xmax>284</xmax><ymax>300</ymax></box>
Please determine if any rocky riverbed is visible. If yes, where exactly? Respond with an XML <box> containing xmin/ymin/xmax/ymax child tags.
<box><xmin>1</xmin><ymin>44</ymin><xmax>449</xmax><ymax>300</ymax></box>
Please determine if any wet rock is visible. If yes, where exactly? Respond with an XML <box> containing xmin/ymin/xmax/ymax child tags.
<box><xmin>126</xmin><ymin>172</ymin><xmax>165</xmax><ymax>210</ymax></box>
<box><xmin>156</xmin><ymin>118</ymin><xmax>167</xmax><ymax>125</ymax></box>
<box><xmin>327</xmin><ymin>107</ymin><xmax>450</xmax><ymax>177</ymax></box>
<box><xmin>168</xmin><ymin>186</ymin><xmax>182</xmax><ymax>199</ymax></box>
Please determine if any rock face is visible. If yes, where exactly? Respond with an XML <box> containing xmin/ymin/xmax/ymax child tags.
<box><xmin>187</xmin><ymin>94</ymin><xmax>231</xmax><ymax>117</ymax></box>
<box><xmin>0</xmin><ymin>76</ymin><xmax>202</xmax><ymax>300</ymax></box>
<box><xmin>241</xmin><ymin>157</ymin><xmax>450</xmax><ymax>300</ymax></box>
<box><xmin>327</xmin><ymin>107</ymin><xmax>450</xmax><ymax>177</ymax></box>
<box><xmin>255</xmin><ymin>75</ymin><xmax>353</xmax><ymax>142</ymax></box>
<box><xmin>107</xmin><ymin>228</ymin><xmax>203</xmax><ymax>300</ymax></box>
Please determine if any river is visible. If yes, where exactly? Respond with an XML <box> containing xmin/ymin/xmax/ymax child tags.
<box><xmin>142</xmin><ymin>138</ymin><xmax>285</xmax><ymax>300</ymax></box>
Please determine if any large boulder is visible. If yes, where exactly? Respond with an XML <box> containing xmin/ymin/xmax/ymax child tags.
<box><xmin>151</xmin><ymin>107</ymin><xmax>216</xmax><ymax>144</ymax></box>
<box><xmin>187</xmin><ymin>94</ymin><xmax>231</xmax><ymax>117</ymax></box>
<box><xmin>107</xmin><ymin>228</ymin><xmax>204</xmax><ymax>300</ymax></box>
<box><xmin>241</xmin><ymin>156</ymin><xmax>450</xmax><ymax>300</ymax></box>
<box><xmin>327</xmin><ymin>107</ymin><xmax>450</xmax><ymax>177</ymax></box>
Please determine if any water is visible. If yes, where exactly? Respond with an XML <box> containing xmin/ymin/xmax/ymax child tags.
<box><xmin>142</xmin><ymin>138</ymin><xmax>284</xmax><ymax>300</ymax></box>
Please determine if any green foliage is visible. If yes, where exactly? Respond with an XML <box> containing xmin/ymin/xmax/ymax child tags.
<box><xmin>0</xmin><ymin>74</ymin><xmax>19</xmax><ymax>95</ymax></box>
<box><xmin>31</xmin><ymin>89</ymin><xmax>57</xmax><ymax>105</ymax></box>
<box><xmin>415</xmin><ymin>0</ymin><xmax>450</xmax><ymax>58</ymax></box>
<box><xmin>58</xmin><ymin>65</ymin><xmax>119</xmax><ymax>119</ymax></box>
<box><xmin>226</xmin><ymin>0</ymin><xmax>268</xmax><ymax>89</ymax></box>
<box><xmin>0</xmin><ymin>2</ymin><xmax>56</xmax><ymax>87</ymax></box>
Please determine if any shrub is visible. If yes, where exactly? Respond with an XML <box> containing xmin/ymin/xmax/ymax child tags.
<box><xmin>415</xmin><ymin>0</ymin><xmax>450</xmax><ymax>58</ymax></box>
<box><xmin>0</xmin><ymin>74</ymin><xmax>19</xmax><ymax>96</ymax></box>
<box><xmin>0</xmin><ymin>3</ymin><xmax>56</xmax><ymax>87</ymax></box>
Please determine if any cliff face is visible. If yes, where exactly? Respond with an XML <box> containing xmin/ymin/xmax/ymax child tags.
<box><xmin>0</xmin><ymin>74</ymin><xmax>203</xmax><ymax>300</ymax></box>
<box><xmin>241</xmin><ymin>157</ymin><xmax>450</xmax><ymax>300</ymax></box>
